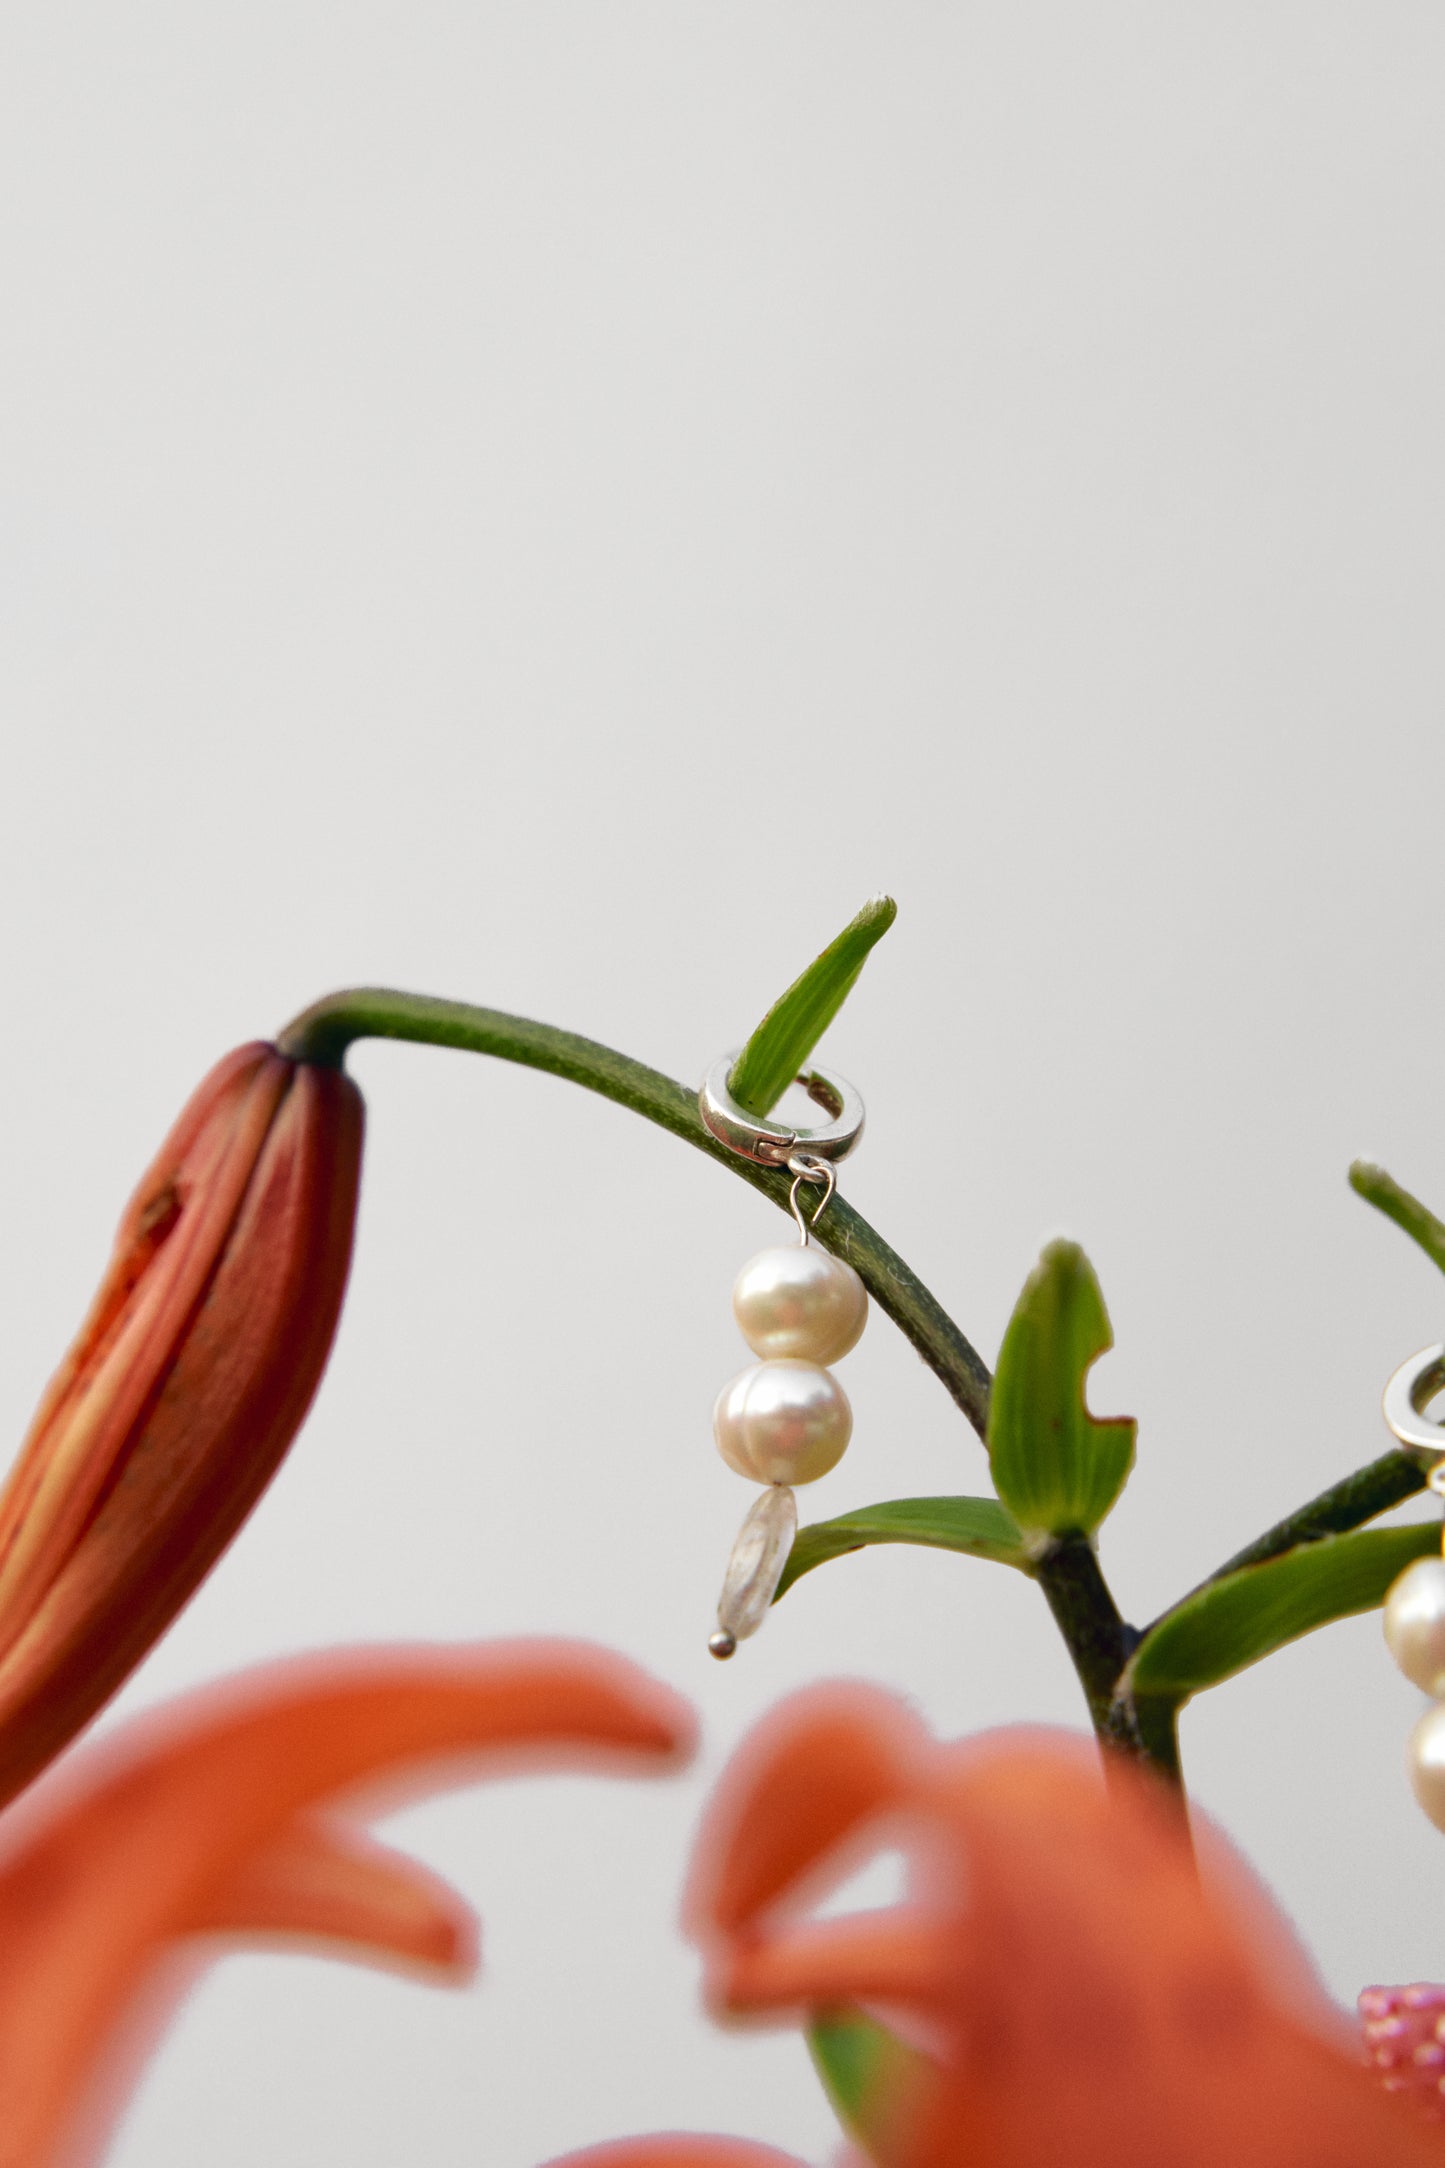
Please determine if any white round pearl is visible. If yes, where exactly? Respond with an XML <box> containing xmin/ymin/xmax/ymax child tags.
<box><xmin>1384</xmin><ymin>1557</ymin><xmax>1445</xmax><ymax>1694</ymax></box>
<box><xmin>1410</xmin><ymin>1702</ymin><xmax>1445</xmax><ymax>1831</ymax></box>
<box><xmin>713</xmin><ymin>1361</ymin><xmax>852</xmax><ymax>1485</ymax></box>
<box><xmin>732</xmin><ymin>1245</ymin><xmax>868</xmax><ymax>1364</ymax></box>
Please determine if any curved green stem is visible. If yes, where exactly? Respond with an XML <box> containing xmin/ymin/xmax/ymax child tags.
<box><xmin>277</xmin><ymin>988</ymin><xmax>1185</xmax><ymax>1787</ymax></box>
<box><xmin>1349</xmin><ymin>1160</ymin><xmax>1445</xmax><ymax>1276</ymax></box>
<box><xmin>1203</xmin><ymin>1446</ymin><xmax>1426</xmax><ymax>1584</ymax></box>
<box><xmin>280</xmin><ymin>988</ymin><xmax>993</xmax><ymax>1438</ymax></box>
<box><xmin>279</xmin><ymin>990</ymin><xmax>1444</xmax><ymax>1797</ymax></box>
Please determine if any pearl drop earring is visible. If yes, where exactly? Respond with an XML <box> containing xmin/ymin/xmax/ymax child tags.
<box><xmin>698</xmin><ymin>1053</ymin><xmax>867</xmax><ymax>1659</ymax></box>
<box><xmin>1379</xmin><ymin>1347</ymin><xmax>1445</xmax><ymax>1823</ymax></box>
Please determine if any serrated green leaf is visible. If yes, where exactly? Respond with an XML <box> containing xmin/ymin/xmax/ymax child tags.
<box><xmin>774</xmin><ymin>1495</ymin><xmax>1028</xmax><ymax>1601</ymax></box>
<box><xmin>808</xmin><ymin>2011</ymin><xmax>932</xmax><ymax>2157</ymax></box>
<box><xmin>986</xmin><ymin>1239</ymin><xmax>1135</xmax><ymax>1537</ymax></box>
<box><xmin>1349</xmin><ymin>1159</ymin><xmax>1445</xmax><ymax>1277</ymax></box>
<box><xmin>728</xmin><ymin>895</ymin><xmax>897</xmax><ymax>1118</ymax></box>
<box><xmin>1128</xmin><ymin>1521</ymin><xmax>1442</xmax><ymax>1702</ymax></box>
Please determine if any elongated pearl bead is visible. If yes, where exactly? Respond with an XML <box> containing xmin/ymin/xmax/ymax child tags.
<box><xmin>1411</xmin><ymin>1702</ymin><xmax>1445</xmax><ymax>1831</ymax></box>
<box><xmin>714</xmin><ymin>1360</ymin><xmax>852</xmax><ymax>1484</ymax></box>
<box><xmin>712</xmin><ymin>1485</ymin><xmax>797</xmax><ymax>1654</ymax></box>
<box><xmin>732</xmin><ymin>1245</ymin><xmax>868</xmax><ymax>1365</ymax></box>
<box><xmin>1384</xmin><ymin>1558</ymin><xmax>1445</xmax><ymax>1695</ymax></box>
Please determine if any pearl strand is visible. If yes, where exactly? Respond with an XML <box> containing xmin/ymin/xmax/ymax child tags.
<box><xmin>709</xmin><ymin>1243</ymin><xmax>867</xmax><ymax>1658</ymax></box>
<box><xmin>1384</xmin><ymin>1467</ymin><xmax>1445</xmax><ymax>1826</ymax></box>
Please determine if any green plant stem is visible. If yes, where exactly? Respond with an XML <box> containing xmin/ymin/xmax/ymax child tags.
<box><xmin>1034</xmin><ymin>1538</ymin><xmax>1147</xmax><ymax>1736</ymax></box>
<box><xmin>1122</xmin><ymin>1693</ymin><xmax>1185</xmax><ymax>1787</ymax></box>
<box><xmin>278</xmin><ymin>985</ymin><xmax>1286</xmax><ymax>1797</ymax></box>
<box><xmin>1116</xmin><ymin>1450</ymin><xmax>1428</xmax><ymax>1760</ymax></box>
<box><xmin>1203</xmin><ymin>1448</ymin><xmax>1426</xmax><ymax>1585</ymax></box>
<box><xmin>1349</xmin><ymin>1160</ymin><xmax>1445</xmax><ymax>1275</ymax></box>
<box><xmin>280</xmin><ymin>988</ymin><xmax>992</xmax><ymax>1436</ymax></box>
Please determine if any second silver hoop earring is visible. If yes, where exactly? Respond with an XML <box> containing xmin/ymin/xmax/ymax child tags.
<box><xmin>698</xmin><ymin>1054</ymin><xmax>868</xmax><ymax>1659</ymax></box>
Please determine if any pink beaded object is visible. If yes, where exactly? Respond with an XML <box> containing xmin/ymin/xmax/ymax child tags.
<box><xmin>1360</xmin><ymin>1983</ymin><xmax>1445</xmax><ymax>2119</ymax></box>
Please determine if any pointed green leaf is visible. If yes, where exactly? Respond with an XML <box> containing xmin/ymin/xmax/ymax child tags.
<box><xmin>808</xmin><ymin>2012</ymin><xmax>933</xmax><ymax>2157</ymax></box>
<box><xmin>986</xmin><ymin>1239</ymin><xmax>1135</xmax><ymax>1537</ymax></box>
<box><xmin>1128</xmin><ymin>1521</ymin><xmax>1442</xmax><ymax>1702</ymax></box>
<box><xmin>1350</xmin><ymin>1160</ymin><xmax>1445</xmax><ymax>1277</ymax></box>
<box><xmin>728</xmin><ymin>895</ymin><xmax>897</xmax><ymax>1118</ymax></box>
<box><xmin>774</xmin><ymin>1494</ymin><xmax>1029</xmax><ymax>1601</ymax></box>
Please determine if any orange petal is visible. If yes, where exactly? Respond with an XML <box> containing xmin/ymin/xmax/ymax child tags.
<box><xmin>541</xmin><ymin>2139</ymin><xmax>810</xmax><ymax>2168</ymax></box>
<box><xmin>0</xmin><ymin>1047</ymin><xmax>364</xmax><ymax>1808</ymax></box>
<box><xmin>710</xmin><ymin>1914</ymin><xmax>955</xmax><ymax>2019</ymax></box>
<box><xmin>0</xmin><ymin>1639</ymin><xmax>694</xmax><ymax>2168</ymax></box>
<box><xmin>693</xmin><ymin>1713</ymin><xmax>1445</xmax><ymax>2168</ymax></box>
<box><xmin>685</xmin><ymin>1683</ymin><xmax>927</xmax><ymax>1938</ymax></box>
<box><xmin>186</xmin><ymin>1814</ymin><xmax>477</xmax><ymax>1981</ymax></box>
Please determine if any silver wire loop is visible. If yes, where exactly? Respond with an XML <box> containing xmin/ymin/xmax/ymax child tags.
<box><xmin>698</xmin><ymin>1052</ymin><xmax>865</xmax><ymax>1169</ymax></box>
<box><xmin>1382</xmin><ymin>1345</ymin><xmax>1445</xmax><ymax>1461</ymax></box>
<box><xmin>787</xmin><ymin>1154</ymin><xmax>837</xmax><ymax>1243</ymax></box>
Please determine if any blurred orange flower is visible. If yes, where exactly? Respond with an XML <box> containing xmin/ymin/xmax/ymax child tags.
<box><xmin>544</xmin><ymin>2139</ymin><xmax>806</xmax><ymax>2168</ymax></box>
<box><xmin>0</xmin><ymin>1637</ymin><xmax>693</xmax><ymax>2168</ymax></box>
<box><xmin>0</xmin><ymin>1043</ymin><xmax>363</xmax><ymax>1808</ymax></box>
<box><xmin>8</xmin><ymin>1656</ymin><xmax>1443</xmax><ymax>2168</ymax></box>
<box><xmin>680</xmin><ymin>1685</ymin><xmax>1445</xmax><ymax>2168</ymax></box>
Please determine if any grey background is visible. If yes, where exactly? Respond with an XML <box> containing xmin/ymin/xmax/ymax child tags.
<box><xmin>2</xmin><ymin>5</ymin><xmax>1444</xmax><ymax>2161</ymax></box>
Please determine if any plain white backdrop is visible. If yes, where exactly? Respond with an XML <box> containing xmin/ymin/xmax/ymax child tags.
<box><xmin>2</xmin><ymin>4</ymin><xmax>1445</xmax><ymax>2161</ymax></box>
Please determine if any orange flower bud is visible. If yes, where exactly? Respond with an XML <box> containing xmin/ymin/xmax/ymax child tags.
<box><xmin>0</xmin><ymin>1043</ymin><xmax>363</xmax><ymax>1807</ymax></box>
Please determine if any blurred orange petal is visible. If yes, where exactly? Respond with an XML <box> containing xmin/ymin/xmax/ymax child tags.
<box><xmin>0</xmin><ymin>1045</ymin><xmax>364</xmax><ymax>1810</ymax></box>
<box><xmin>691</xmin><ymin>1694</ymin><xmax>1445</xmax><ymax>2168</ymax></box>
<box><xmin>187</xmin><ymin>1814</ymin><xmax>476</xmax><ymax>1979</ymax></box>
<box><xmin>542</xmin><ymin>2140</ymin><xmax>809</xmax><ymax>2168</ymax></box>
<box><xmin>685</xmin><ymin>1682</ymin><xmax>927</xmax><ymax>1938</ymax></box>
<box><xmin>0</xmin><ymin>1639</ymin><xmax>693</xmax><ymax>2168</ymax></box>
<box><xmin>712</xmin><ymin>1913</ymin><xmax>954</xmax><ymax>2017</ymax></box>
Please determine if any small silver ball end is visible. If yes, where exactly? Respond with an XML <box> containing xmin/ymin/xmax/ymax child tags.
<box><xmin>708</xmin><ymin>1630</ymin><xmax>737</xmax><ymax>1660</ymax></box>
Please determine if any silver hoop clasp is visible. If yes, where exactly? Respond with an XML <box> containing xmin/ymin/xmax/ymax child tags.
<box><xmin>1383</xmin><ymin>1344</ymin><xmax>1445</xmax><ymax>1461</ymax></box>
<box><xmin>698</xmin><ymin>1052</ymin><xmax>865</xmax><ymax>1169</ymax></box>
